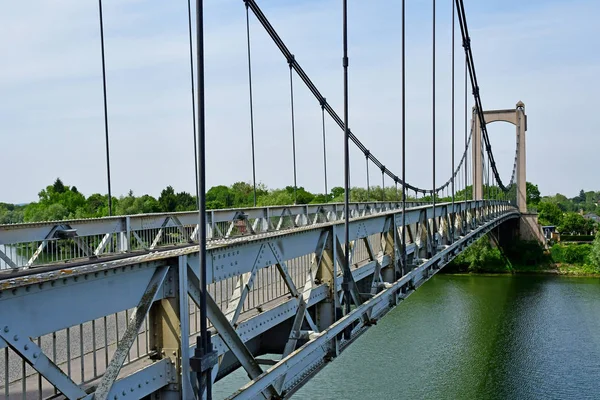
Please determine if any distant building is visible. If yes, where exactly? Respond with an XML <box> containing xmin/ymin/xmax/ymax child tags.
<box><xmin>583</xmin><ymin>213</ymin><xmax>600</xmax><ymax>223</ymax></box>
<box><xmin>542</xmin><ymin>225</ymin><xmax>556</xmax><ymax>240</ymax></box>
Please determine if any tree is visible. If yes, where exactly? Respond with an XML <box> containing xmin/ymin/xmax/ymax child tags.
<box><xmin>53</xmin><ymin>178</ymin><xmax>66</xmax><ymax>194</ymax></box>
<box><xmin>331</xmin><ymin>187</ymin><xmax>345</xmax><ymax>199</ymax></box>
<box><xmin>588</xmin><ymin>232</ymin><xmax>600</xmax><ymax>272</ymax></box>
<box><xmin>85</xmin><ymin>193</ymin><xmax>109</xmax><ymax>218</ymax></box>
<box><xmin>158</xmin><ymin>186</ymin><xmax>177</xmax><ymax>212</ymax></box>
<box><xmin>537</xmin><ymin>201</ymin><xmax>563</xmax><ymax>226</ymax></box>
<box><xmin>175</xmin><ymin>191</ymin><xmax>196</xmax><ymax>211</ymax></box>
<box><xmin>526</xmin><ymin>182</ymin><xmax>541</xmax><ymax>205</ymax></box>
<box><xmin>558</xmin><ymin>212</ymin><xmax>587</xmax><ymax>235</ymax></box>
<box><xmin>257</xmin><ymin>189</ymin><xmax>294</xmax><ymax>206</ymax></box>
<box><xmin>206</xmin><ymin>186</ymin><xmax>234</xmax><ymax>208</ymax></box>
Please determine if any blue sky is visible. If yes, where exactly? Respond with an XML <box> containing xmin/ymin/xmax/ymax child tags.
<box><xmin>1</xmin><ymin>0</ymin><xmax>598</xmax><ymax>203</ymax></box>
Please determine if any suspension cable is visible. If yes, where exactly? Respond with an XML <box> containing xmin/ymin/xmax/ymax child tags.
<box><xmin>97</xmin><ymin>0</ymin><xmax>112</xmax><ymax>216</ymax></box>
<box><xmin>245</xmin><ymin>0</ymin><xmax>438</xmax><ymax>194</ymax></box>
<box><xmin>455</xmin><ymin>0</ymin><xmax>508</xmax><ymax>192</ymax></box>
<box><xmin>245</xmin><ymin>3</ymin><xmax>258</xmax><ymax>206</ymax></box>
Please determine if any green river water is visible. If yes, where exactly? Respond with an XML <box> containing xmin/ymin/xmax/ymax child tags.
<box><xmin>216</xmin><ymin>274</ymin><xmax>600</xmax><ymax>399</ymax></box>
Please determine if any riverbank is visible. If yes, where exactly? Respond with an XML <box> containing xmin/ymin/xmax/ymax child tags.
<box><xmin>444</xmin><ymin>264</ymin><xmax>600</xmax><ymax>276</ymax></box>
<box><xmin>445</xmin><ymin>234</ymin><xmax>600</xmax><ymax>276</ymax></box>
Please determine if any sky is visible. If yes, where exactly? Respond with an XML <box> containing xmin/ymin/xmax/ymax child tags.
<box><xmin>1</xmin><ymin>0</ymin><xmax>599</xmax><ymax>204</ymax></box>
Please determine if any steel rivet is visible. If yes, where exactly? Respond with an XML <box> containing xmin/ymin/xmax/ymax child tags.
<box><xmin>24</xmin><ymin>344</ymin><xmax>29</xmax><ymax>350</ymax></box>
<box><xmin>3</xmin><ymin>326</ymin><xmax>8</xmax><ymax>333</ymax></box>
<box><xmin>13</xmin><ymin>335</ymin><xmax>18</xmax><ymax>341</ymax></box>
<box><xmin>33</xmin><ymin>352</ymin><xmax>39</xmax><ymax>359</ymax></box>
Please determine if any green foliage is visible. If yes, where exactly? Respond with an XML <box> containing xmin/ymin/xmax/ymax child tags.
<box><xmin>588</xmin><ymin>232</ymin><xmax>600</xmax><ymax>272</ymax></box>
<box><xmin>503</xmin><ymin>239</ymin><xmax>548</xmax><ymax>266</ymax></box>
<box><xmin>550</xmin><ymin>243</ymin><xmax>592</xmax><ymax>265</ymax></box>
<box><xmin>206</xmin><ymin>185</ymin><xmax>234</xmax><ymax>209</ymax></box>
<box><xmin>526</xmin><ymin>182</ymin><xmax>541</xmax><ymax>205</ymax></box>
<box><xmin>449</xmin><ymin>236</ymin><xmax>506</xmax><ymax>272</ymax></box>
<box><xmin>448</xmin><ymin>235</ymin><xmax>549</xmax><ymax>273</ymax></box>
<box><xmin>0</xmin><ymin>203</ymin><xmax>24</xmax><ymax>224</ymax></box>
<box><xmin>158</xmin><ymin>186</ymin><xmax>178</xmax><ymax>212</ymax></box>
<box><xmin>559</xmin><ymin>235</ymin><xmax>595</xmax><ymax>242</ymax></box>
<box><xmin>558</xmin><ymin>212</ymin><xmax>592</xmax><ymax>235</ymax></box>
<box><xmin>536</xmin><ymin>201</ymin><xmax>563</xmax><ymax>226</ymax></box>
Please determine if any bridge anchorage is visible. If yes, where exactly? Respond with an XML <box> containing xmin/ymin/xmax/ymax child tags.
<box><xmin>0</xmin><ymin>0</ymin><xmax>527</xmax><ymax>398</ymax></box>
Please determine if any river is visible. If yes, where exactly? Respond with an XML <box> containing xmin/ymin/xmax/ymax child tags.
<box><xmin>215</xmin><ymin>274</ymin><xmax>600</xmax><ymax>399</ymax></box>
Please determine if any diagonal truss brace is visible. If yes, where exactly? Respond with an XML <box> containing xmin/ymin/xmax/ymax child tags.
<box><xmin>92</xmin><ymin>265</ymin><xmax>170</xmax><ymax>400</ymax></box>
<box><xmin>0</xmin><ymin>328</ymin><xmax>87</xmax><ymax>399</ymax></box>
<box><xmin>0</xmin><ymin>249</ymin><xmax>17</xmax><ymax>269</ymax></box>
<box><xmin>225</xmin><ymin>244</ymin><xmax>266</xmax><ymax>325</ymax></box>
<box><xmin>187</xmin><ymin>268</ymin><xmax>277</xmax><ymax>398</ymax></box>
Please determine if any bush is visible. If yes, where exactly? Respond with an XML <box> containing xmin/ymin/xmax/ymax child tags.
<box><xmin>560</xmin><ymin>235</ymin><xmax>594</xmax><ymax>242</ymax></box>
<box><xmin>551</xmin><ymin>243</ymin><xmax>592</xmax><ymax>265</ymax></box>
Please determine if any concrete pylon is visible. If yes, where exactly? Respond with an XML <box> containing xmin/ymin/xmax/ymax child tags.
<box><xmin>472</xmin><ymin>101</ymin><xmax>527</xmax><ymax>213</ymax></box>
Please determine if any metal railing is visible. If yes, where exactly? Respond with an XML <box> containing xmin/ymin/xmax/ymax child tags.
<box><xmin>0</xmin><ymin>201</ymin><xmax>428</xmax><ymax>270</ymax></box>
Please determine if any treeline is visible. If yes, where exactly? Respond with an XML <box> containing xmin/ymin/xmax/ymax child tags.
<box><xmin>533</xmin><ymin>189</ymin><xmax>600</xmax><ymax>234</ymax></box>
<box><xmin>0</xmin><ymin>178</ymin><xmax>429</xmax><ymax>224</ymax></box>
<box><xmin>449</xmin><ymin>232</ymin><xmax>600</xmax><ymax>274</ymax></box>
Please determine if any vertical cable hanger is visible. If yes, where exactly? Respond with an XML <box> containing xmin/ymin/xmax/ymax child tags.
<box><xmin>381</xmin><ymin>167</ymin><xmax>385</xmax><ymax>202</ymax></box>
<box><xmin>190</xmin><ymin>0</ymin><xmax>214</xmax><ymax>397</ymax></box>
<box><xmin>451</xmin><ymin>0</ymin><xmax>455</xmax><ymax>238</ymax></box>
<box><xmin>97</xmin><ymin>0</ymin><xmax>112</xmax><ymax>216</ymax></box>
<box><xmin>365</xmin><ymin>151</ymin><xmax>370</xmax><ymax>200</ymax></box>
<box><xmin>464</xmin><ymin>53</ymin><xmax>468</xmax><ymax>204</ymax></box>
<box><xmin>342</xmin><ymin>0</ymin><xmax>352</xmax><ymax>334</ymax></box>
<box><xmin>432</xmin><ymin>0</ymin><xmax>437</xmax><ymax>251</ymax></box>
<box><xmin>401</xmin><ymin>0</ymin><xmax>407</xmax><ymax>271</ymax></box>
<box><xmin>320</xmin><ymin>99</ymin><xmax>328</xmax><ymax>197</ymax></box>
<box><xmin>288</xmin><ymin>57</ymin><xmax>298</xmax><ymax>204</ymax></box>
<box><xmin>187</xmin><ymin>0</ymin><xmax>199</xmax><ymax>202</ymax></box>
<box><xmin>245</xmin><ymin>2</ymin><xmax>258</xmax><ymax>206</ymax></box>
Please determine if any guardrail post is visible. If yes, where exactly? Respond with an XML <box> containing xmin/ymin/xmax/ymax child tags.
<box><xmin>211</xmin><ymin>210</ymin><xmax>216</xmax><ymax>240</ymax></box>
<box><xmin>148</xmin><ymin>265</ymin><xmax>183</xmax><ymax>399</ymax></box>
<box><xmin>119</xmin><ymin>216</ymin><xmax>131</xmax><ymax>252</ymax></box>
<box><xmin>382</xmin><ymin>217</ymin><xmax>396</xmax><ymax>282</ymax></box>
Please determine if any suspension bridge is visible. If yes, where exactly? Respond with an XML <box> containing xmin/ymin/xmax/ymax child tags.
<box><xmin>0</xmin><ymin>0</ymin><xmax>530</xmax><ymax>399</ymax></box>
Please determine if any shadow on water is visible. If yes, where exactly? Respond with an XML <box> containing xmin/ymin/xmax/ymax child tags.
<box><xmin>292</xmin><ymin>274</ymin><xmax>600</xmax><ymax>400</ymax></box>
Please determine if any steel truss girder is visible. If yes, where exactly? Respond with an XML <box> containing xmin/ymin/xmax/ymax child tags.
<box><xmin>0</xmin><ymin>201</ymin><xmax>512</xmax><ymax>399</ymax></box>
<box><xmin>227</xmin><ymin>210</ymin><xmax>519</xmax><ymax>399</ymax></box>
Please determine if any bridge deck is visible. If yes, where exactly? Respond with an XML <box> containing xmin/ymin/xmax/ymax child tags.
<box><xmin>0</xmin><ymin>201</ymin><xmax>517</xmax><ymax>399</ymax></box>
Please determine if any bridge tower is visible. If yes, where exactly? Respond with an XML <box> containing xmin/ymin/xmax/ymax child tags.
<box><xmin>472</xmin><ymin>101</ymin><xmax>527</xmax><ymax>212</ymax></box>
